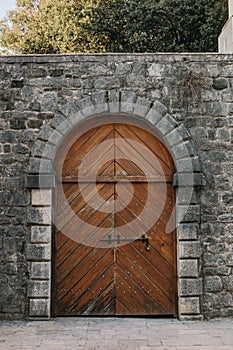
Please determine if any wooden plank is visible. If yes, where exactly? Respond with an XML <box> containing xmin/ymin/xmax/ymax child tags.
<box><xmin>117</xmin><ymin>244</ymin><xmax>174</xmax><ymax>301</ymax></box>
<box><xmin>57</xmin><ymin>249</ymin><xmax>114</xmax><ymax>315</ymax></box>
<box><xmin>116</xmin><ymin>249</ymin><xmax>175</xmax><ymax>314</ymax></box>
<box><xmin>114</xmin><ymin>128</ymin><xmax>167</xmax><ymax>175</ymax></box>
<box><xmin>57</xmin><ymin>183</ymin><xmax>113</xmax><ymax>230</ymax></box>
<box><xmin>117</xmin><ymin>124</ymin><xmax>174</xmax><ymax>175</ymax></box>
<box><xmin>116</xmin><ymin>265</ymin><xmax>164</xmax><ymax>315</ymax></box>
<box><xmin>115</xmin><ymin>213</ymin><xmax>175</xmax><ymax>280</ymax></box>
<box><xmin>60</xmin><ymin>175</ymin><xmax>172</xmax><ymax>183</ymax></box>
<box><xmin>62</xmin><ymin>125</ymin><xmax>114</xmax><ymax>176</ymax></box>
<box><xmin>66</xmin><ymin>267</ymin><xmax>115</xmax><ymax>315</ymax></box>
<box><xmin>117</xmin><ymin>182</ymin><xmax>175</xmax><ymax>245</ymax></box>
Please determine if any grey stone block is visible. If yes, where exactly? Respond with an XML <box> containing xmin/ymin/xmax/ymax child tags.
<box><xmin>148</xmin><ymin>63</ymin><xmax>165</xmax><ymax>77</ymax></box>
<box><xmin>173</xmin><ymin>173</ymin><xmax>205</xmax><ymax>187</ymax></box>
<box><xmin>212</xmin><ymin>77</ymin><xmax>228</xmax><ymax>90</ymax></box>
<box><xmin>27</xmin><ymin>244</ymin><xmax>51</xmax><ymax>261</ymax></box>
<box><xmin>164</xmin><ymin>127</ymin><xmax>183</xmax><ymax>147</ymax></box>
<box><xmin>176</xmin><ymin>157</ymin><xmax>201</xmax><ymax>173</ymax></box>
<box><xmin>156</xmin><ymin>114</ymin><xmax>177</xmax><ymax>136</ymax></box>
<box><xmin>205</xmin><ymin>101</ymin><xmax>227</xmax><ymax>116</ymax></box>
<box><xmin>68</xmin><ymin>111</ymin><xmax>84</xmax><ymax>126</ymax></box>
<box><xmin>26</xmin><ymin>67</ymin><xmax>47</xmax><ymax>78</ymax></box>
<box><xmin>179</xmin><ymin>242</ymin><xmax>201</xmax><ymax>258</ymax></box>
<box><xmin>40</xmin><ymin>92</ymin><xmax>58</xmax><ymax>112</ymax></box>
<box><xmin>179</xmin><ymin>297</ymin><xmax>200</xmax><ymax>314</ymax></box>
<box><xmin>4</xmin><ymin>177</ymin><xmax>24</xmax><ymax>190</ymax></box>
<box><xmin>177</xmin><ymin>205</ymin><xmax>200</xmax><ymax>223</ymax></box>
<box><xmin>179</xmin><ymin>278</ymin><xmax>202</xmax><ymax>296</ymax></box>
<box><xmin>222</xmin><ymin>89</ymin><xmax>233</xmax><ymax>102</ymax></box>
<box><xmin>76</xmin><ymin>96</ymin><xmax>95</xmax><ymax>117</ymax></box>
<box><xmin>12</xmin><ymin>192</ymin><xmax>30</xmax><ymax>206</ymax></box>
<box><xmin>91</xmin><ymin>91</ymin><xmax>108</xmax><ymax>114</ymax></box>
<box><xmin>42</xmin><ymin>144</ymin><xmax>57</xmax><ymax>160</ymax></box>
<box><xmin>0</xmin><ymin>191</ymin><xmax>10</xmax><ymax>205</ymax></box>
<box><xmin>50</xmin><ymin>113</ymin><xmax>71</xmax><ymax>130</ymax></box>
<box><xmin>10</xmin><ymin>119</ymin><xmax>26</xmax><ymax>129</ymax></box>
<box><xmin>146</xmin><ymin>108</ymin><xmax>163</xmax><ymax>126</ymax></box>
<box><xmin>27</xmin><ymin>207</ymin><xmax>51</xmax><ymax>225</ymax></box>
<box><xmin>204</xmin><ymin>276</ymin><xmax>223</xmax><ymax>292</ymax></box>
<box><xmin>32</xmin><ymin>140</ymin><xmax>56</xmax><ymax>159</ymax></box>
<box><xmin>31</xmin><ymin>189</ymin><xmax>52</xmax><ymax>206</ymax></box>
<box><xmin>28</xmin><ymin>158</ymin><xmax>53</xmax><ymax>174</ymax></box>
<box><xmin>222</xmin><ymin>276</ymin><xmax>233</xmax><ymax>291</ymax></box>
<box><xmin>172</xmin><ymin>141</ymin><xmax>195</xmax><ymax>160</ymax></box>
<box><xmin>59</xmin><ymin>99</ymin><xmax>77</xmax><ymax>117</ymax></box>
<box><xmin>31</xmin><ymin>226</ymin><xmax>51</xmax><ymax>243</ymax></box>
<box><xmin>30</xmin><ymin>262</ymin><xmax>51</xmax><ymax>280</ymax></box>
<box><xmin>29</xmin><ymin>299</ymin><xmax>50</xmax><ymax>317</ymax></box>
<box><xmin>179</xmin><ymin>259</ymin><xmax>199</xmax><ymax>277</ymax></box>
<box><xmin>120</xmin><ymin>90</ymin><xmax>137</xmax><ymax>113</ymax></box>
<box><xmin>38</xmin><ymin>124</ymin><xmax>55</xmax><ymax>142</ymax></box>
<box><xmin>177</xmin><ymin>188</ymin><xmax>197</xmax><ymax>204</ymax></box>
<box><xmin>152</xmin><ymin>100</ymin><xmax>168</xmax><ymax>116</ymax></box>
<box><xmin>0</xmin><ymin>130</ymin><xmax>18</xmax><ymax>143</ymax></box>
<box><xmin>226</xmin><ymin>254</ymin><xmax>233</xmax><ymax>266</ymax></box>
<box><xmin>27</xmin><ymin>119</ymin><xmax>43</xmax><ymax>129</ymax></box>
<box><xmin>133</xmin><ymin>97</ymin><xmax>151</xmax><ymax>117</ymax></box>
<box><xmin>108</xmin><ymin>90</ymin><xmax>120</xmax><ymax>113</ymax></box>
<box><xmin>27</xmin><ymin>280</ymin><xmax>50</xmax><ymax>297</ymax></box>
<box><xmin>26</xmin><ymin>175</ymin><xmax>55</xmax><ymax>189</ymax></box>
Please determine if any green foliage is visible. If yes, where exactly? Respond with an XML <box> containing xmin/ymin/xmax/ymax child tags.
<box><xmin>0</xmin><ymin>0</ymin><xmax>228</xmax><ymax>54</ymax></box>
<box><xmin>88</xmin><ymin>0</ymin><xmax>228</xmax><ymax>52</ymax></box>
<box><xmin>0</xmin><ymin>0</ymin><xmax>102</xmax><ymax>54</ymax></box>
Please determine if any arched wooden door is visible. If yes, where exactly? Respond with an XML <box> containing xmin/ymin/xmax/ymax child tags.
<box><xmin>53</xmin><ymin>122</ymin><xmax>177</xmax><ymax>316</ymax></box>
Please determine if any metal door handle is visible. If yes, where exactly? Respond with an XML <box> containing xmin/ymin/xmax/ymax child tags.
<box><xmin>100</xmin><ymin>234</ymin><xmax>150</xmax><ymax>251</ymax></box>
<box><xmin>138</xmin><ymin>234</ymin><xmax>150</xmax><ymax>251</ymax></box>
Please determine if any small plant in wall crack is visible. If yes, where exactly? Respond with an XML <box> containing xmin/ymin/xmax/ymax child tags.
<box><xmin>181</xmin><ymin>71</ymin><xmax>203</xmax><ymax>100</ymax></box>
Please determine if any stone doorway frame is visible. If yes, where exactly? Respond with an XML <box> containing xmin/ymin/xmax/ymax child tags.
<box><xmin>26</xmin><ymin>90</ymin><xmax>205</xmax><ymax>320</ymax></box>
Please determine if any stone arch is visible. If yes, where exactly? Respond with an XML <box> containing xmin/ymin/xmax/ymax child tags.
<box><xmin>30</xmin><ymin>90</ymin><xmax>202</xmax><ymax>177</ymax></box>
<box><xmin>26</xmin><ymin>90</ymin><xmax>204</xmax><ymax>320</ymax></box>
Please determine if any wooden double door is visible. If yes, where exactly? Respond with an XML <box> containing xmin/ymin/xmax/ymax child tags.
<box><xmin>53</xmin><ymin>122</ymin><xmax>177</xmax><ymax>316</ymax></box>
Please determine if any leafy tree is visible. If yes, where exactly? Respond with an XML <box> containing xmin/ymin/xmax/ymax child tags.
<box><xmin>0</xmin><ymin>0</ymin><xmax>228</xmax><ymax>54</ymax></box>
<box><xmin>0</xmin><ymin>0</ymin><xmax>103</xmax><ymax>54</ymax></box>
<box><xmin>88</xmin><ymin>0</ymin><xmax>228</xmax><ymax>52</ymax></box>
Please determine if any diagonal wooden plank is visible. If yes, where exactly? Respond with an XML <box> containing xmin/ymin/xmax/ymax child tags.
<box><xmin>58</xmin><ymin>182</ymin><xmax>114</xmax><ymax>232</ymax></box>
<box><xmin>115</xmin><ymin>213</ymin><xmax>174</xmax><ymax>279</ymax></box>
<box><xmin>117</xmin><ymin>244</ymin><xmax>175</xmax><ymax>301</ymax></box>
<box><xmin>115</xmin><ymin>130</ymin><xmax>165</xmax><ymax>175</ymax></box>
<box><xmin>116</xmin><ymin>181</ymin><xmax>175</xmax><ymax>245</ymax></box>
<box><xmin>116</xmin><ymin>265</ymin><xmax>165</xmax><ymax>315</ymax></box>
<box><xmin>66</xmin><ymin>264</ymin><xmax>115</xmax><ymax>315</ymax></box>
<box><xmin>74</xmin><ymin>135</ymin><xmax>114</xmax><ymax>176</ymax></box>
<box><xmin>116</xmin><ymin>124</ymin><xmax>174</xmax><ymax>175</ymax></box>
<box><xmin>57</xmin><ymin>249</ymin><xmax>114</xmax><ymax>314</ymax></box>
<box><xmin>81</xmin><ymin>284</ymin><xmax>115</xmax><ymax>316</ymax></box>
<box><xmin>63</xmin><ymin>125</ymin><xmax>114</xmax><ymax>176</ymax></box>
<box><xmin>115</xmin><ymin>299</ymin><xmax>132</xmax><ymax>315</ymax></box>
<box><xmin>116</xmin><ymin>254</ymin><xmax>175</xmax><ymax>314</ymax></box>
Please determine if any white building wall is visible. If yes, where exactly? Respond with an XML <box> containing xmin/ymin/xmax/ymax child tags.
<box><xmin>219</xmin><ymin>18</ymin><xmax>233</xmax><ymax>53</ymax></box>
<box><xmin>219</xmin><ymin>0</ymin><xmax>233</xmax><ymax>53</ymax></box>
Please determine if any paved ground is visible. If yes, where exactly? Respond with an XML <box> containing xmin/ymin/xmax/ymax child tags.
<box><xmin>0</xmin><ymin>317</ymin><xmax>233</xmax><ymax>350</ymax></box>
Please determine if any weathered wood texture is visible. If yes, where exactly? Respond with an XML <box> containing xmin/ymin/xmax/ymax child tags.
<box><xmin>54</xmin><ymin>123</ymin><xmax>177</xmax><ymax>316</ymax></box>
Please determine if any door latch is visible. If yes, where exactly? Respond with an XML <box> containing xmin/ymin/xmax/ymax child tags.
<box><xmin>139</xmin><ymin>234</ymin><xmax>150</xmax><ymax>251</ymax></box>
<box><xmin>100</xmin><ymin>233</ymin><xmax>150</xmax><ymax>251</ymax></box>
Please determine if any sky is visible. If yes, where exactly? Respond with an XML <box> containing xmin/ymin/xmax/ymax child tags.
<box><xmin>0</xmin><ymin>0</ymin><xmax>16</xmax><ymax>19</ymax></box>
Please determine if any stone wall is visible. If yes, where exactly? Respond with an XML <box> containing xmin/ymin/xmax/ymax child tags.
<box><xmin>0</xmin><ymin>53</ymin><xmax>233</xmax><ymax>320</ymax></box>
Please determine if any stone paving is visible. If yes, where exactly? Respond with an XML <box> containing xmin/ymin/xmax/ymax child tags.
<box><xmin>0</xmin><ymin>318</ymin><xmax>233</xmax><ymax>350</ymax></box>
